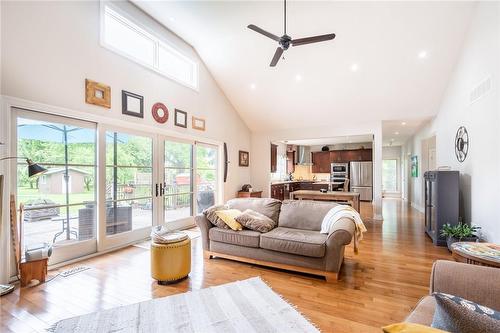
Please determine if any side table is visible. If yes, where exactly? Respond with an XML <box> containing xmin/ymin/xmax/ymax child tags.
<box><xmin>451</xmin><ymin>242</ymin><xmax>500</xmax><ymax>268</ymax></box>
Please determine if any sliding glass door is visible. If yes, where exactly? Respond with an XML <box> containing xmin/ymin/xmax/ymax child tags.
<box><xmin>161</xmin><ymin>139</ymin><xmax>219</xmax><ymax>228</ymax></box>
<box><xmin>101</xmin><ymin>129</ymin><xmax>155</xmax><ymax>249</ymax></box>
<box><xmin>15</xmin><ymin>110</ymin><xmax>97</xmax><ymax>264</ymax></box>
<box><xmin>14</xmin><ymin>109</ymin><xmax>222</xmax><ymax>263</ymax></box>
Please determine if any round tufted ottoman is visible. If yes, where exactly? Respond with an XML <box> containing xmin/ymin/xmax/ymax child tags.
<box><xmin>150</xmin><ymin>233</ymin><xmax>191</xmax><ymax>285</ymax></box>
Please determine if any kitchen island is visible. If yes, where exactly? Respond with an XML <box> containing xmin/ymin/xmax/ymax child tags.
<box><xmin>290</xmin><ymin>190</ymin><xmax>360</xmax><ymax>212</ymax></box>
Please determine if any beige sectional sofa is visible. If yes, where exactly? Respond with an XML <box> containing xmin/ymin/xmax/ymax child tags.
<box><xmin>406</xmin><ymin>260</ymin><xmax>500</xmax><ymax>325</ymax></box>
<box><xmin>195</xmin><ymin>198</ymin><xmax>355</xmax><ymax>281</ymax></box>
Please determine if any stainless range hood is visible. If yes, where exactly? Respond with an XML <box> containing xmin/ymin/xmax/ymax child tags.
<box><xmin>294</xmin><ymin>146</ymin><xmax>312</xmax><ymax>165</ymax></box>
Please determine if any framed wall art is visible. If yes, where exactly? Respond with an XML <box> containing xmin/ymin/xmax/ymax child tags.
<box><xmin>85</xmin><ymin>79</ymin><xmax>111</xmax><ymax>108</ymax></box>
<box><xmin>121</xmin><ymin>90</ymin><xmax>143</xmax><ymax>118</ymax></box>
<box><xmin>151</xmin><ymin>103</ymin><xmax>169</xmax><ymax>123</ymax></box>
<box><xmin>192</xmin><ymin>117</ymin><xmax>206</xmax><ymax>131</ymax></box>
<box><xmin>175</xmin><ymin>109</ymin><xmax>187</xmax><ymax>128</ymax></box>
<box><xmin>239</xmin><ymin>150</ymin><xmax>249</xmax><ymax>167</ymax></box>
<box><xmin>411</xmin><ymin>155</ymin><xmax>418</xmax><ymax>178</ymax></box>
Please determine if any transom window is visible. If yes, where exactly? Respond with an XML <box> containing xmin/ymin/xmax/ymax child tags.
<box><xmin>101</xmin><ymin>4</ymin><xmax>198</xmax><ymax>90</ymax></box>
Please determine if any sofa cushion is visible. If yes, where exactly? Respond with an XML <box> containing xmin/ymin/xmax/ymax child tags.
<box><xmin>279</xmin><ymin>200</ymin><xmax>339</xmax><ymax>231</ymax></box>
<box><xmin>431</xmin><ymin>293</ymin><xmax>500</xmax><ymax>333</ymax></box>
<box><xmin>215</xmin><ymin>209</ymin><xmax>243</xmax><ymax>231</ymax></box>
<box><xmin>260</xmin><ymin>227</ymin><xmax>327</xmax><ymax>258</ymax></box>
<box><xmin>203</xmin><ymin>204</ymin><xmax>229</xmax><ymax>229</ymax></box>
<box><xmin>226</xmin><ymin>198</ymin><xmax>282</xmax><ymax>224</ymax></box>
<box><xmin>405</xmin><ymin>296</ymin><xmax>436</xmax><ymax>326</ymax></box>
<box><xmin>235</xmin><ymin>209</ymin><xmax>276</xmax><ymax>233</ymax></box>
<box><xmin>209</xmin><ymin>228</ymin><xmax>261</xmax><ymax>248</ymax></box>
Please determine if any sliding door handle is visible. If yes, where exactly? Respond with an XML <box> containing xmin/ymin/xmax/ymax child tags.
<box><xmin>160</xmin><ymin>183</ymin><xmax>164</xmax><ymax>196</ymax></box>
<box><xmin>155</xmin><ymin>183</ymin><xmax>159</xmax><ymax>197</ymax></box>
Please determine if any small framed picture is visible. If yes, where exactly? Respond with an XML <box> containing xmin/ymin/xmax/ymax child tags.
<box><xmin>85</xmin><ymin>79</ymin><xmax>111</xmax><ymax>108</ymax></box>
<box><xmin>175</xmin><ymin>109</ymin><xmax>187</xmax><ymax>128</ymax></box>
<box><xmin>192</xmin><ymin>117</ymin><xmax>206</xmax><ymax>131</ymax></box>
<box><xmin>239</xmin><ymin>150</ymin><xmax>249</xmax><ymax>167</ymax></box>
<box><xmin>121</xmin><ymin>90</ymin><xmax>144</xmax><ymax>118</ymax></box>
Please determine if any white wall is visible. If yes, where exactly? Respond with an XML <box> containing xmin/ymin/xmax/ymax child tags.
<box><xmin>251</xmin><ymin>121</ymin><xmax>384</xmax><ymax>220</ymax></box>
<box><xmin>404</xmin><ymin>2</ymin><xmax>500</xmax><ymax>242</ymax></box>
<box><xmin>0</xmin><ymin>1</ymin><xmax>251</xmax><ymax>283</ymax></box>
<box><xmin>0</xmin><ymin>1</ymin><xmax>251</xmax><ymax>198</ymax></box>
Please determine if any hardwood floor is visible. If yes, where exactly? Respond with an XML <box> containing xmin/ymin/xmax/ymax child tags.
<box><xmin>1</xmin><ymin>199</ymin><xmax>451</xmax><ymax>332</ymax></box>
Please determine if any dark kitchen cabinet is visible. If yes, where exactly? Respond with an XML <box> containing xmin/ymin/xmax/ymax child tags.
<box><xmin>312</xmin><ymin>184</ymin><xmax>328</xmax><ymax>191</ymax></box>
<box><xmin>312</xmin><ymin>151</ymin><xmax>330</xmax><ymax>173</ymax></box>
<box><xmin>271</xmin><ymin>183</ymin><xmax>287</xmax><ymax>200</ymax></box>
<box><xmin>361</xmin><ymin>149</ymin><xmax>372</xmax><ymax>161</ymax></box>
<box><xmin>270</xmin><ymin>144</ymin><xmax>278</xmax><ymax>173</ymax></box>
<box><xmin>287</xmin><ymin>151</ymin><xmax>295</xmax><ymax>173</ymax></box>
<box><xmin>330</xmin><ymin>151</ymin><xmax>343</xmax><ymax>163</ymax></box>
<box><xmin>298</xmin><ymin>182</ymin><xmax>313</xmax><ymax>190</ymax></box>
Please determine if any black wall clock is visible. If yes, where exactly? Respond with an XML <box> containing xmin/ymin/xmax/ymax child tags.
<box><xmin>455</xmin><ymin>126</ymin><xmax>469</xmax><ymax>162</ymax></box>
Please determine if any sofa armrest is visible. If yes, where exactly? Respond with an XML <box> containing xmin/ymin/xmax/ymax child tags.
<box><xmin>430</xmin><ymin>260</ymin><xmax>500</xmax><ymax>310</ymax></box>
<box><xmin>324</xmin><ymin>217</ymin><xmax>354</xmax><ymax>272</ymax></box>
<box><xmin>195</xmin><ymin>214</ymin><xmax>213</xmax><ymax>251</ymax></box>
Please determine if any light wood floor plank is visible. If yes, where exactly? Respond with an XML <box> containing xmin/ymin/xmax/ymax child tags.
<box><xmin>1</xmin><ymin>199</ymin><xmax>450</xmax><ymax>332</ymax></box>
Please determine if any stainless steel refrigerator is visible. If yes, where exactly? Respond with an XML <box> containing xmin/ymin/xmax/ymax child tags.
<box><xmin>349</xmin><ymin>161</ymin><xmax>373</xmax><ymax>201</ymax></box>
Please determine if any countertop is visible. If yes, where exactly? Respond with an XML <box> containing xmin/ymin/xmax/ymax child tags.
<box><xmin>270</xmin><ymin>180</ymin><xmax>343</xmax><ymax>185</ymax></box>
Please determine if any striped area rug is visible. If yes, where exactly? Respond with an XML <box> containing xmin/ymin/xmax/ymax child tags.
<box><xmin>49</xmin><ymin>277</ymin><xmax>319</xmax><ymax>333</ymax></box>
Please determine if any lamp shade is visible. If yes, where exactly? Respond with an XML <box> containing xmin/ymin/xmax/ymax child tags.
<box><xmin>26</xmin><ymin>159</ymin><xmax>47</xmax><ymax>178</ymax></box>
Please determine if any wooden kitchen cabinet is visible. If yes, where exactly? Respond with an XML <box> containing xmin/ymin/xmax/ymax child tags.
<box><xmin>270</xmin><ymin>184</ymin><xmax>285</xmax><ymax>200</ymax></box>
<box><xmin>312</xmin><ymin>151</ymin><xmax>330</xmax><ymax>173</ymax></box>
<box><xmin>270</xmin><ymin>144</ymin><xmax>278</xmax><ymax>173</ymax></box>
<box><xmin>330</xmin><ymin>151</ymin><xmax>344</xmax><ymax>163</ymax></box>
<box><xmin>361</xmin><ymin>149</ymin><xmax>373</xmax><ymax>161</ymax></box>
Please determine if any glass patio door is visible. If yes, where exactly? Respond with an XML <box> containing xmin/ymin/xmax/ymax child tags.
<box><xmin>15</xmin><ymin>109</ymin><xmax>97</xmax><ymax>265</ymax></box>
<box><xmin>100</xmin><ymin>128</ymin><xmax>155</xmax><ymax>250</ymax></box>
<box><xmin>161</xmin><ymin>138</ymin><xmax>219</xmax><ymax>229</ymax></box>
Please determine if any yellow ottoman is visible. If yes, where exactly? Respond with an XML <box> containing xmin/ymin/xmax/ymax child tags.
<box><xmin>151</xmin><ymin>235</ymin><xmax>191</xmax><ymax>285</ymax></box>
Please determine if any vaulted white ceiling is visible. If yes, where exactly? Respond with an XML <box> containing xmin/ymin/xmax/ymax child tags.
<box><xmin>134</xmin><ymin>1</ymin><xmax>475</xmax><ymax>133</ymax></box>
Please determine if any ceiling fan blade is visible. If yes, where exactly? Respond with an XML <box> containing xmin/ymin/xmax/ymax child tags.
<box><xmin>270</xmin><ymin>47</ymin><xmax>284</xmax><ymax>67</ymax></box>
<box><xmin>247</xmin><ymin>24</ymin><xmax>280</xmax><ymax>42</ymax></box>
<box><xmin>291</xmin><ymin>33</ymin><xmax>336</xmax><ymax>46</ymax></box>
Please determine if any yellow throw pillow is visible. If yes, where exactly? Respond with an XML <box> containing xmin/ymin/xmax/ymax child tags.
<box><xmin>215</xmin><ymin>209</ymin><xmax>243</xmax><ymax>231</ymax></box>
<box><xmin>382</xmin><ymin>323</ymin><xmax>448</xmax><ymax>333</ymax></box>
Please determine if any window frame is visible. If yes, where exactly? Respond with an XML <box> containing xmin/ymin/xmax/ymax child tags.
<box><xmin>100</xmin><ymin>3</ymin><xmax>199</xmax><ymax>91</ymax></box>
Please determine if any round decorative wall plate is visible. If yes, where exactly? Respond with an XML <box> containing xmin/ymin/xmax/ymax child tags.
<box><xmin>152</xmin><ymin>103</ymin><xmax>169</xmax><ymax>123</ymax></box>
<box><xmin>455</xmin><ymin>126</ymin><xmax>469</xmax><ymax>162</ymax></box>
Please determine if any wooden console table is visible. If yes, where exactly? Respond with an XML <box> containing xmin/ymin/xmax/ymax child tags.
<box><xmin>451</xmin><ymin>242</ymin><xmax>500</xmax><ymax>268</ymax></box>
<box><xmin>237</xmin><ymin>191</ymin><xmax>262</xmax><ymax>198</ymax></box>
<box><xmin>290</xmin><ymin>190</ymin><xmax>360</xmax><ymax>212</ymax></box>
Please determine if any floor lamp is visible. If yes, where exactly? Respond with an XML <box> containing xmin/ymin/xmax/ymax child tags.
<box><xmin>0</xmin><ymin>157</ymin><xmax>47</xmax><ymax>296</ymax></box>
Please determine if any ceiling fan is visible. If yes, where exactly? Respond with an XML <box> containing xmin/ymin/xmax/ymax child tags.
<box><xmin>247</xmin><ymin>0</ymin><xmax>336</xmax><ymax>67</ymax></box>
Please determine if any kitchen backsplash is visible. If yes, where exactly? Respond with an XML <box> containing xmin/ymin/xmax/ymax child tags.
<box><xmin>291</xmin><ymin>165</ymin><xmax>329</xmax><ymax>181</ymax></box>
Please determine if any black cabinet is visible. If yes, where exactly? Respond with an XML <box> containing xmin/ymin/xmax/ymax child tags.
<box><xmin>424</xmin><ymin>171</ymin><xmax>459</xmax><ymax>246</ymax></box>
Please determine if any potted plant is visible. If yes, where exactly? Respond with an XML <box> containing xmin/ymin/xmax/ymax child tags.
<box><xmin>441</xmin><ymin>222</ymin><xmax>480</xmax><ymax>251</ymax></box>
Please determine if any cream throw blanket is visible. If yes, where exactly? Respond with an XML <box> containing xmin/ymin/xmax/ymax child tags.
<box><xmin>320</xmin><ymin>205</ymin><xmax>367</xmax><ymax>254</ymax></box>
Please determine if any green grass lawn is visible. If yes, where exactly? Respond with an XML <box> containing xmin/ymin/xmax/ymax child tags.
<box><xmin>18</xmin><ymin>187</ymin><xmax>95</xmax><ymax>214</ymax></box>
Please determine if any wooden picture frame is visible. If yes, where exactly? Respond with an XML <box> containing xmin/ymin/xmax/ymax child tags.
<box><xmin>192</xmin><ymin>117</ymin><xmax>206</xmax><ymax>131</ymax></box>
<box><xmin>85</xmin><ymin>79</ymin><xmax>111</xmax><ymax>108</ymax></box>
<box><xmin>151</xmin><ymin>103</ymin><xmax>169</xmax><ymax>123</ymax></box>
<box><xmin>239</xmin><ymin>150</ymin><xmax>249</xmax><ymax>167</ymax></box>
<box><xmin>121</xmin><ymin>90</ymin><xmax>144</xmax><ymax>118</ymax></box>
<box><xmin>175</xmin><ymin>109</ymin><xmax>187</xmax><ymax>128</ymax></box>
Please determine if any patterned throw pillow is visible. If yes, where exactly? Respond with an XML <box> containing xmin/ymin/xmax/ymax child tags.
<box><xmin>235</xmin><ymin>209</ymin><xmax>276</xmax><ymax>233</ymax></box>
<box><xmin>203</xmin><ymin>205</ymin><xmax>229</xmax><ymax>229</ymax></box>
<box><xmin>432</xmin><ymin>292</ymin><xmax>500</xmax><ymax>333</ymax></box>
<box><xmin>215</xmin><ymin>209</ymin><xmax>243</xmax><ymax>231</ymax></box>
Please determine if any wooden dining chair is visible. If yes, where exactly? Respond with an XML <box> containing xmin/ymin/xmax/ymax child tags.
<box><xmin>342</xmin><ymin>178</ymin><xmax>350</xmax><ymax>192</ymax></box>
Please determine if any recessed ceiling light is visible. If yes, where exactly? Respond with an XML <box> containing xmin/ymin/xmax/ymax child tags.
<box><xmin>250</xmin><ymin>83</ymin><xmax>256</xmax><ymax>90</ymax></box>
<box><xmin>295</xmin><ymin>74</ymin><xmax>302</xmax><ymax>82</ymax></box>
<box><xmin>401</xmin><ymin>122</ymin><xmax>407</xmax><ymax>126</ymax></box>
<box><xmin>169</xmin><ymin>17</ymin><xmax>176</xmax><ymax>22</ymax></box>
<box><xmin>350</xmin><ymin>64</ymin><xmax>359</xmax><ymax>72</ymax></box>
<box><xmin>395</xmin><ymin>131</ymin><xmax>399</xmax><ymax>135</ymax></box>
<box><xmin>418</xmin><ymin>50</ymin><xmax>428</xmax><ymax>59</ymax></box>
